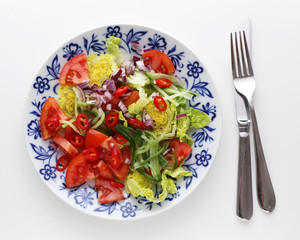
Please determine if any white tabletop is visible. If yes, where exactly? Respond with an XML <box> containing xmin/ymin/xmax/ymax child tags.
<box><xmin>1</xmin><ymin>0</ymin><xmax>299</xmax><ymax>239</ymax></box>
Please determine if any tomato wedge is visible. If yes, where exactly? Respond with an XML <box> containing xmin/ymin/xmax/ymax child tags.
<box><xmin>155</xmin><ymin>78</ymin><xmax>172</xmax><ymax>88</ymax></box>
<box><xmin>85</xmin><ymin>129</ymin><xmax>108</xmax><ymax>148</ymax></box>
<box><xmin>94</xmin><ymin>160</ymin><xmax>114</xmax><ymax>180</ymax></box>
<box><xmin>59</xmin><ymin>53</ymin><xmax>89</xmax><ymax>85</ymax></box>
<box><xmin>40</xmin><ymin>97</ymin><xmax>68</xmax><ymax>140</ymax></box>
<box><xmin>65</xmin><ymin>153</ymin><xmax>97</xmax><ymax>188</ymax></box>
<box><xmin>142</xmin><ymin>49</ymin><xmax>175</xmax><ymax>74</ymax></box>
<box><xmin>123</xmin><ymin>91</ymin><xmax>140</xmax><ymax>108</ymax></box>
<box><xmin>95</xmin><ymin>177</ymin><xmax>125</xmax><ymax>204</ymax></box>
<box><xmin>52</xmin><ymin>133</ymin><xmax>79</xmax><ymax>158</ymax></box>
<box><xmin>164</xmin><ymin>139</ymin><xmax>192</xmax><ymax>169</ymax></box>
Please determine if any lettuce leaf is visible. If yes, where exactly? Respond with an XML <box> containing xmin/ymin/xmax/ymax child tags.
<box><xmin>187</xmin><ymin>107</ymin><xmax>211</xmax><ymax>128</ymax></box>
<box><xmin>105</xmin><ymin>36</ymin><xmax>124</xmax><ymax>66</ymax></box>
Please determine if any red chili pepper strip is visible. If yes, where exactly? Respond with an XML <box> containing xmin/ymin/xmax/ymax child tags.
<box><xmin>45</xmin><ymin>116</ymin><xmax>59</xmax><ymax>131</ymax></box>
<box><xmin>56</xmin><ymin>155</ymin><xmax>70</xmax><ymax>172</ymax></box>
<box><xmin>155</xmin><ymin>78</ymin><xmax>172</xmax><ymax>88</ymax></box>
<box><xmin>83</xmin><ymin>147</ymin><xmax>100</xmax><ymax>163</ymax></box>
<box><xmin>69</xmin><ymin>133</ymin><xmax>85</xmax><ymax>148</ymax></box>
<box><xmin>154</xmin><ymin>96</ymin><xmax>167</xmax><ymax>111</ymax></box>
<box><xmin>109</xmin><ymin>180</ymin><xmax>125</xmax><ymax>188</ymax></box>
<box><xmin>76</xmin><ymin>113</ymin><xmax>89</xmax><ymax>130</ymax></box>
<box><xmin>128</xmin><ymin>118</ymin><xmax>146</xmax><ymax>130</ymax></box>
<box><xmin>110</xmin><ymin>146</ymin><xmax>121</xmax><ymax>169</ymax></box>
<box><xmin>113</xmin><ymin>133</ymin><xmax>128</xmax><ymax>145</ymax></box>
<box><xmin>105</xmin><ymin>112</ymin><xmax>119</xmax><ymax>127</ymax></box>
<box><xmin>114</xmin><ymin>85</ymin><xmax>130</xmax><ymax>97</ymax></box>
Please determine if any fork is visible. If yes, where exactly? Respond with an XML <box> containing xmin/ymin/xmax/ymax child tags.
<box><xmin>231</xmin><ymin>31</ymin><xmax>276</xmax><ymax>213</ymax></box>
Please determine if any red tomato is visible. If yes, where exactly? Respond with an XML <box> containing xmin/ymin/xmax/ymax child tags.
<box><xmin>85</xmin><ymin>129</ymin><xmax>108</xmax><ymax>148</ymax></box>
<box><xmin>59</xmin><ymin>53</ymin><xmax>89</xmax><ymax>85</ymax></box>
<box><xmin>40</xmin><ymin>97</ymin><xmax>68</xmax><ymax>140</ymax></box>
<box><xmin>142</xmin><ymin>49</ymin><xmax>175</xmax><ymax>74</ymax></box>
<box><xmin>123</xmin><ymin>91</ymin><xmax>140</xmax><ymax>108</ymax></box>
<box><xmin>128</xmin><ymin>118</ymin><xmax>146</xmax><ymax>130</ymax></box>
<box><xmin>65</xmin><ymin>153</ymin><xmax>97</xmax><ymax>188</ymax></box>
<box><xmin>64</xmin><ymin>125</ymin><xmax>75</xmax><ymax>140</ymax></box>
<box><xmin>114</xmin><ymin>85</ymin><xmax>129</xmax><ymax>97</ymax></box>
<box><xmin>94</xmin><ymin>161</ymin><xmax>114</xmax><ymax>180</ymax></box>
<box><xmin>155</xmin><ymin>78</ymin><xmax>172</xmax><ymax>88</ymax></box>
<box><xmin>52</xmin><ymin>133</ymin><xmax>79</xmax><ymax>158</ymax></box>
<box><xmin>45</xmin><ymin>116</ymin><xmax>59</xmax><ymax>131</ymax></box>
<box><xmin>164</xmin><ymin>139</ymin><xmax>192</xmax><ymax>169</ymax></box>
<box><xmin>95</xmin><ymin>177</ymin><xmax>125</xmax><ymax>204</ymax></box>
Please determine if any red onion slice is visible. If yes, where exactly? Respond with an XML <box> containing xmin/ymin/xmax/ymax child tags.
<box><xmin>176</xmin><ymin>113</ymin><xmax>187</xmax><ymax>119</ymax></box>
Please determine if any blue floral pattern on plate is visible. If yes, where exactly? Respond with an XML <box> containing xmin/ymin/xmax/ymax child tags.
<box><xmin>24</xmin><ymin>25</ymin><xmax>222</xmax><ymax>220</ymax></box>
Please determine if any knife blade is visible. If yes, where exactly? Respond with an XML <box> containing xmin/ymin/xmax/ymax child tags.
<box><xmin>233</xmin><ymin>19</ymin><xmax>253</xmax><ymax>220</ymax></box>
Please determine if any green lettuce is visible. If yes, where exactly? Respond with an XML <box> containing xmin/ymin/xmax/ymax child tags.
<box><xmin>105</xmin><ymin>36</ymin><xmax>124</xmax><ymax>66</ymax></box>
<box><xmin>187</xmin><ymin>107</ymin><xmax>211</xmax><ymax>128</ymax></box>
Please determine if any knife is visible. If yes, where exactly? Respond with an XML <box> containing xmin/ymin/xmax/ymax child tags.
<box><xmin>234</xmin><ymin>19</ymin><xmax>253</xmax><ymax>220</ymax></box>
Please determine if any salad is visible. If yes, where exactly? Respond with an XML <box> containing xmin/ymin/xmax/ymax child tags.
<box><xmin>39</xmin><ymin>36</ymin><xmax>211</xmax><ymax>204</ymax></box>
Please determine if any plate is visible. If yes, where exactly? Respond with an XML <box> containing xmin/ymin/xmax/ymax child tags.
<box><xmin>24</xmin><ymin>24</ymin><xmax>222</xmax><ymax>220</ymax></box>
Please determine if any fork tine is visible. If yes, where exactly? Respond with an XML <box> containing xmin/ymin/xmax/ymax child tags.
<box><xmin>243</xmin><ymin>31</ymin><xmax>254</xmax><ymax>75</ymax></box>
<box><xmin>234</xmin><ymin>32</ymin><xmax>242</xmax><ymax>78</ymax></box>
<box><xmin>230</xmin><ymin>33</ymin><xmax>237</xmax><ymax>78</ymax></box>
<box><xmin>239</xmin><ymin>32</ymin><xmax>247</xmax><ymax>76</ymax></box>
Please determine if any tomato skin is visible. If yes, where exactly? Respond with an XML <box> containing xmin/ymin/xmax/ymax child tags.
<box><xmin>164</xmin><ymin>139</ymin><xmax>192</xmax><ymax>169</ymax></box>
<box><xmin>94</xmin><ymin>161</ymin><xmax>114</xmax><ymax>180</ymax></box>
<box><xmin>142</xmin><ymin>49</ymin><xmax>175</xmax><ymax>74</ymax></box>
<box><xmin>40</xmin><ymin>97</ymin><xmax>68</xmax><ymax>140</ymax></box>
<box><xmin>95</xmin><ymin>177</ymin><xmax>125</xmax><ymax>204</ymax></box>
<box><xmin>85</xmin><ymin>129</ymin><xmax>108</xmax><ymax>148</ymax></box>
<box><xmin>52</xmin><ymin>133</ymin><xmax>79</xmax><ymax>158</ymax></box>
<box><xmin>65</xmin><ymin>153</ymin><xmax>97</xmax><ymax>188</ymax></box>
<box><xmin>59</xmin><ymin>53</ymin><xmax>89</xmax><ymax>85</ymax></box>
<box><xmin>110</xmin><ymin>180</ymin><xmax>125</xmax><ymax>188</ymax></box>
<box><xmin>123</xmin><ymin>91</ymin><xmax>140</xmax><ymax>108</ymax></box>
<box><xmin>110</xmin><ymin>146</ymin><xmax>121</xmax><ymax>169</ymax></box>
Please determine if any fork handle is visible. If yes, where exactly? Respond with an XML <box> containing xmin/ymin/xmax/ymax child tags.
<box><xmin>236</xmin><ymin>123</ymin><xmax>253</xmax><ymax>220</ymax></box>
<box><xmin>249</xmin><ymin>103</ymin><xmax>276</xmax><ymax>212</ymax></box>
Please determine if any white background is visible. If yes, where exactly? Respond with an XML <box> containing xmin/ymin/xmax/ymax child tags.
<box><xmin>1</xmin><ymin>0</ymin><xmax>299</xmax><ymax>239</ymax></box>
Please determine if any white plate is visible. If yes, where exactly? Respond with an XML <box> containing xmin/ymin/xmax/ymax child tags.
<box><xmin>24</xmin><ymin>24</ymin><xmax>222</xmax><ymax>220</ymax></box>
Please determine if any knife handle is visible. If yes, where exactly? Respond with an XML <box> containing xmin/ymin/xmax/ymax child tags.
<box><xmin>249</xmin><ymin>104</ymin><xmax>276</xmax><ymax>213</ymax></box>
<box><xmin>236</xmin><ymin>123</ymin><xmax>253</xmax><ymax>220</ymax></box>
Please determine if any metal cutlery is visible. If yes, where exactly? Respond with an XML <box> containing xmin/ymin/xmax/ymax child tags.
<box><xmin>230</xmin><ymin>31</ymin><xmax>276</xmax><ymax>215</ymax></box>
